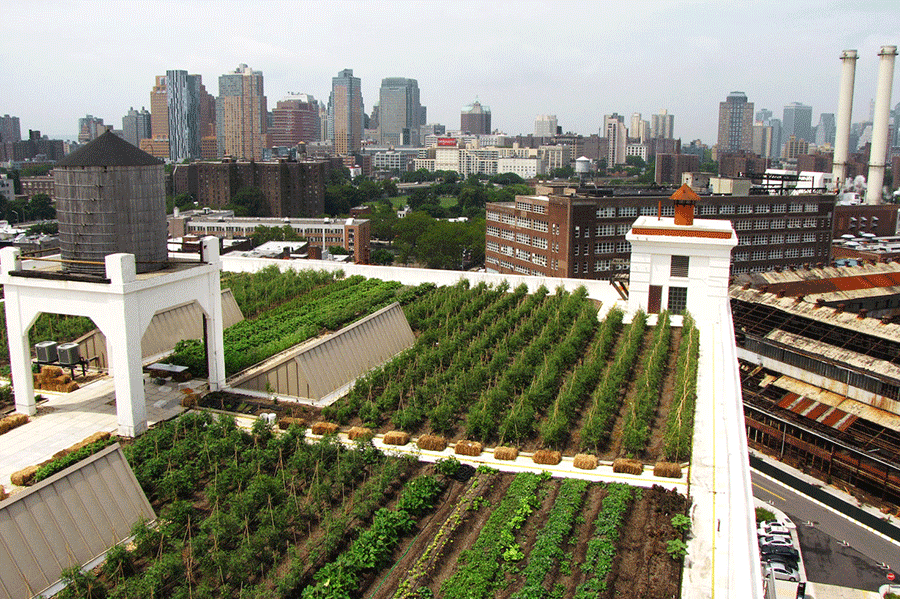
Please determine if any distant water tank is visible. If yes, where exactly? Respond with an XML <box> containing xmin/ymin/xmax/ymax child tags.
<box><xmin>575</xmin><ymin>156</ymin><xmax>592</xmax><ymax>174</ymax></box>
<box><xmin>53</xmin><ymin>131</ymin><xmax>167</xmax><ymax>275</ymax></box>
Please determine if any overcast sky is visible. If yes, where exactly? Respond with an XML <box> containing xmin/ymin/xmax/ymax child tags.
<box><xmin>6</xmin><ymin>0</ymin><xmax>900</xmax><ymax>144</ymax></box>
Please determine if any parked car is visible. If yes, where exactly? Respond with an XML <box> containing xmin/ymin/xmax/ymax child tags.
<box><xmin>764</xmin><ymin>561</ymin><xmax>800</xmax><ymax>582</ymax></box>
<box><xmin>759</xmin><ymin>535</ymin><xmax>793</xmax><ymax>549</ymax></box>
<box><xmin>760</xmin><ymin>545</ymin><xmax>800</xmax><ymax>561</ymax></box>
<box><xmin>757</xmin><ymin>522</ymin><xmax>792</xmax><ymax>538</ymax></box>
<box><xmin>763</xmin><ymin>554</ymin><xmax>799</xmax><ymax>572</ymax></box>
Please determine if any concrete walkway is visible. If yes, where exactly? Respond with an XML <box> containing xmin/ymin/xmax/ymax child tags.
<box><xmin>0</xmin><ymin>373</ymin><xmax>200</xmax><ymax>493</ymax></box>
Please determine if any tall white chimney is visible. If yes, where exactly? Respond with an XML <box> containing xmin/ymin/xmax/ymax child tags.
<box><xmin>866</xmin><ymin>45</ymin><xmax>897</xmax><ymax>204</ymax></box>
<box><xmin>832</xmin><ymin>50</ymin><xmax>858</xmax><ymax>189</ymax></box>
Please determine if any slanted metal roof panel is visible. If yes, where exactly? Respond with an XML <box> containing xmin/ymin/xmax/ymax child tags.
<box><xmin>0</xmin><ymin>444</ymin><xmax>154</xmax><ymax>599</ymax></box>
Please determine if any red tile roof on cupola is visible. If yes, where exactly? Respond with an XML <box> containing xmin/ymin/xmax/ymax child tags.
<box><xmin>670</xmin><ymin>183</ymin><xmax>701</xmax><ymax>202</ymax></box>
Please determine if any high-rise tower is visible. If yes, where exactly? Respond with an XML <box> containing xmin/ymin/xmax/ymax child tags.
<box><xmin>217</xmin><ymin>64</ymin><xmax>268</xmax><ymax>160</ymax></box>
<box><xmin>782</xmin><ymin>103</ymin><xmax>814</xmax><ymax>145</ymax></box>
<box><xmin>717</xmin><ymin>92</ymin><xmax>754</xmax><ymax>153</ymax></box>
<box><xmin>329</xmin><ymin>69</ymin><xmax>363</xmax><ymax>155</ymax></box>
<box><xmin>122</xmin><ymin>107</ymin><xmax>151</xmax><ymax>148</ymax></box>
<box><xmin>461</xmin><ymin>100</ymin><xmax>491</xmax><ymax>135</ymax></box>
<box><xmin>167</xmin><ymin>70</ymin><xmax>202</xmax><ymax>162</ymax></box>
<box><xmin>378</xmin><ymin>78</ymin><xmax>423</xmax><ymax>146</ymax></box>
<box><xmin>271</xmin><ymin>93</ymin><xmax>321</xmax><ymax>147</ymax></box>
<box><xmin>651</xmin><ymin>109</ymin><xmax>674</xmax><ymax>139</ymax></box>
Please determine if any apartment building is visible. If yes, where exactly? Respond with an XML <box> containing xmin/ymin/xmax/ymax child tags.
<box><xmin>485</xmin><ymin>186</ymin><xmax>834</xmax><ymax>279</ymax></box>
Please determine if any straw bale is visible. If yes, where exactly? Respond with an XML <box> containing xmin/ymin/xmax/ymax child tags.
<box><xmin>493</xmin><ymin>446</ymin><xmax>519</xmax><ymax>461</ymax></box>
<box><xmin>10</xmin><ymin>465</ymin><xmax>38</xmax><ymax>487</ymax></box>
<box><xmin>653</xmin><ymin>461</ymin><xmax>682</xmax><ymax>479</ymax></box>
<box><xmin>0</xmin><ymin>413</ymin><xmax>28</xmax><ymax>435</ymax></box>
<box><xmin>181</xmin><ymin>395</ymin><xmax>197</xmax><ymax>408</ymax></box>
<box><xmin>416</xmin><ymin>434</ymin><xmax>447</xmax><ymax>451</ymax></box>
<box><xmin>41</xmin><ymin>366</ymin><xmax>63</xmax><ymax>380</ymax></box>
<box><xmin>454</xmin><ymin>440</ymin><xmax>483</xmax><ymax>456</ymax></box>
<box><xmin>278</xmin><ymin>417</ymin><xmax>306</xmax><ymax>430</ymax></box>
<box><xmin>53</xmin><ymin>375</ymin><xmax>72</xmax><ymax>385</ymax></box>
<box><xmin>573</xmin><ymin>453</ymin><xmax>599</xmax><ymax>470</ymax></box>
<box><xmin>311</xmin><ymin>421</ymin><xmax>339</xmax><ymax>435</ymax></box>
<box><xmin>612</xmin><ymin>458</ymin><xmax>644</xmax><ymax>475</ymax></box>
<box><xmin>383</xmin><ymin>430</ymin><xmax>411</xmax><ymax>446</ymax></box>
<box><xmin>348</xmin><ymin>426</ymin><xmax>374</xmax><ymax>441</ymax></box>
<box><xmin>63</xmin><ymin>381</ymin><xmax>79</xmax><ymax>393</ymax></box>
<box><xmin>532</xmin><ymin>449</ymin><xmax>562</xmax><ymax>465</ymax></box>
<box><xmin>0</xmin><ymin>485</ymin><xmax>6</xmax><ymax>500</ymax></box>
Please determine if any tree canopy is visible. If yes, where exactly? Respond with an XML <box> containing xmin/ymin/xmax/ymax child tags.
<box><xmin>228</xmin><ymin>186</ymin><xmax>267</xmax><ymax>217</ymax></box>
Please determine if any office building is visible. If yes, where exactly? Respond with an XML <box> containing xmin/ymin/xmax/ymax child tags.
<box><xmin>534</xmin><ymin>114</ymin><xmax>558</xmax><ymax>137</ymax></box>
<box><xmin>651</xmin><ymin>109</ymin><xmax>674</xmax><ymax>139</ymax></box>
<box><xmin>484</xmin><ymin>184</ymin><xmax>833</xmax><ymax>279</ymax></box>
<box><xmin>629</xmin><ymin>113</ymin><xmax>649</xmax><ymax>142</ymax></box>
<box><xmin>752</xmin><ymin>124</ymin><xmax>773</xmax><ymax>158</ymax></box>
<box><xmin>782</xmin><ymin>135</ymin><xmax>809</xmax><ymax>161</ymax></box>
<box><xmin>78</xmin><ymin>115</ymin><xmax>108</xmax><ymax>143</ymax></box>
<box><xmin>217</xmin><ymin>64</ymin><xmax>268</xmax><ymax>160</ymax></box>
<box><xmin>167</xmin><ymin>70</ymin><xmax>203</xmax><ymax>162</ymax></box>
<box><xmin>718</xmin><ymin>92</ymin><xmax>754</xmax><ymax>153</ymax></box>
<box><xmin>755</xmin><ymin>108</ymin><xmax>772</xmax><ymax>124</ymax></box>
<box><xmin>122</xmin><ymin>107</ymin><xmax>151</xmax><ymax>148</ymax></box>
<box><xmin>655</xmin><ymin>153</ymin><xmax>700</xmax><ymax>185</ymax></box>
<box><xmin>783</xmin><ymin>102</ymin><xmax>814</xmax><ymax>144</ymax></box>
<box><xmin>816</xmin><ymin>113</ymin><xmax>836</xmax><ymax>147</ymax></box>
<box><xmin>769</xmin><ymin>118</ymin><xmax>783</xmax><ymax>160</ymax></box>
<box><xmin>172</xmin><ymin>159</ymin><xmax>329</xmax><ymax>218</ymax></box>
<box><xmin>378</xmin><ymin>78</ymin><xmax>423</xmax><ymax>147</ymax></box>
<box><xmin>0</xmin><ymin>115</ymin><xmax>21</xmax><ymax>143</ymax></box>
<box><xmin>604</xmin><ymin>113</ymin><xmax>627</xmax><ymax>166</ymax></box>
<box><xmin>140</xmin><ymin>76</ymin><xmax>170</xmax><ymax>159</ymax></box>
<box><xmin>461</xmin><ymin>100</ymin><xmax>491</xmax><ymax>135</ymax></box>
<box><xmin>271</xmin><ymin>94</ymin><xmax>321</xmax><ymax>148</ymax></box>
<box><xmin>329</xmin><ymin>69</ymin><xmax>363</xmax><ymax>155</ymax></box>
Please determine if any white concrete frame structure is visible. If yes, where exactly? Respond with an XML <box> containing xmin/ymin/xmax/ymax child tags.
<box><xmin>0</xmin><ymin>237</ymin><xmax>226</xmax><ymax>437</ymax></box>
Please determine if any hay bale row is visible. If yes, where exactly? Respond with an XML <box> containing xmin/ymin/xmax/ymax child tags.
<box><xmin>58</xmin><ymin>431</ymin><xmax>111</xmax><ymax>459</ymax></box>
<box><xmin>494</xmin><ymin>446</ymin><xmax>518</xmax><ymax>461</ymax></box>
<box><xmin>573</xmin><ymin>453</ymin><xmax>598</xmax><ymax>470</ymax></box>
<box><xmin>180</xmin><ymin>393</ymin><xmax>198</xmax><ymax>408</ymax></box>
<box><xmin>533</xmin><ymin>449</ymin><xmax>561</xmax><ymax>465</ymax></box>
<box><xmin>0</xmin><ymin>485</ymin><xmax>7</xmax><ymax>501</ymax></box>
<box><xmin>454</xmin><ymin>440</ymin><xmax>482</xmax><ymax>456</ymax></box>
<box><xmin>278</xmin><ymin>417</ymin><xmax>306</xmax><ymax>430</ymax></box>
<box><xmin>311</xmin><ymin>421</ymin><xmax>339</xmax><ymax>435</ymax></box>
<box><xmin>0</xmin><ymin>413</ymin><xmax>28</xmax><ymax>435</ymax></box>
<box><xmin>348</xmin><ymin>426</ymin><xmax>373</xmax><ymax>440</ymax></box>
<box><xmin>384</xmin><ymin>430</ymin><xmax>410</xmax><ymax>446</ymax></box>
<box><xmin>10</xmin><ymin>465</ymin><xmax>38</xmax><ymax>487</ymax></box>
<box><xmin>32</xmin><ymin>376</ymin><xmax>80</xmax><ymax>393</ymax></box>
<box><xmin>39</xmin><ymin>366</ymin><xmax>63</xmax><ymax>380</ymax></box>
<box><xmin>417</xmin><ymin>434</ymin><xmax>447</xmax><ymax>451</ymax></box>
<box><xmin>653</xmin><ymin>462</ymin><xmax>682</xmax><ymax>479</ymax></box>
<box><xmin>612</xmin><ymin>458</ymin><xmax>643</xmax><ymax>475</ymax></box>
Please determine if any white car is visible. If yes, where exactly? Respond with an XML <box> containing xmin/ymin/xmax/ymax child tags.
<box><xmin>759</xmin><ymin>535</ymin><xmax>794</xmax><ymax>549</ymax></box>
<box><xmin>758</xmin><ymin>522</ymin><xmax>791</xmax><ymax>538</ymax></box>
<box><xmin>764</xmin><ymin>561</ymin><xmax>800</xmax><ymax>582</ymax></box>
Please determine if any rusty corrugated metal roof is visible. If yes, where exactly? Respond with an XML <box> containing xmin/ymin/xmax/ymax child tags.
<box><xmin>772</xmin><ymin>375</ymin><xmax>900</xmax><ymax>432</ymax></box>
<box><xmin>0</xmin><ymin>444</ymin><xmax>154</xmax><ymax>599</ymax></box>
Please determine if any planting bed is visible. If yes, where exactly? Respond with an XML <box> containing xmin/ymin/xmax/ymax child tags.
<box><xmin>71</xmin><ymin>414</ymin><xmax>688</xmax><ymax>599</ymax></box>
<box><xmin>323</xmin><ymin>279</ymin><xmax>699</xmax><ymax>463</ymax></box>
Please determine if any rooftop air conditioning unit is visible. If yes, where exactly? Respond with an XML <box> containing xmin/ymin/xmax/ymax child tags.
<box><xmin>35</xmin><ymin>341</ymin><xmax>58</xmax><ymax>363</ymax></box>
<box><xmin>57</xmin><ymin>343</ymin><xmax>81</xmax><ymax>366</ymax></box>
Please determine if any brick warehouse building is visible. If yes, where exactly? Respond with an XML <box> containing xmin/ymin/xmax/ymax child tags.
<box><xmin>173</xmin><ymin>159</ymin><xmax>329</xmax><ymax>218</ymax></box>
<box><xmin>485</xmin><ymin>186</ymin><xmax>834</xmax><ymax>279</ymax></box>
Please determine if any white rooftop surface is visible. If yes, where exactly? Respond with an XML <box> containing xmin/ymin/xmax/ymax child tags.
<box><xmin>629</xmin><ymin>214</ymin><xmax>736</xmax><ymax>237</ymax></box>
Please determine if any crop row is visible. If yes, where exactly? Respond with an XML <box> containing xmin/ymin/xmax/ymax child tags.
<box><xmin>579</xmin><ymin>311</ymin><xmax>648</xmax><ymax>451</ymax></box>
<box><xmin>664</xmin><ymin>313</ymin><xmax>700</xmax><ymax>462</ymax></box>
<box><xmin>221</xmin><ymin>266</ymin><xmax>337</xmax><ymax>318</ymax></box>
<box><xmin>572</xmin><ymin>483</ymin><xmax>637</xmax><ymax>598</ymax></box>
<box><xmin>440</xmin><ymin>471</ymin><xmax>548</xmax><ymax>599</ymax></box>
<box><xmin>539</xmin><ymin>308</ymin><xmax>624</xmax><ymax>449</ymax></box>
<box><xmin>301</xmin><ymin>475</ymin><xmax>445</xmax><ymax>599</ymax></box>
<box><xmin>512</xmin><ymin>478</ymin><xmax>589</xmax><ymax>599</ymax></box>
<box><xmin>497</xmin><ymin>299</ymin><xmax>598</xmax><ymax>444</ymax></box>
<box><xmin>621</xmin><ymin>311</ymin><xmax>672</xmax><ymax>454</ymax></box>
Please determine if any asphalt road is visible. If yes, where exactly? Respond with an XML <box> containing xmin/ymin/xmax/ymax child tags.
<box><xmin>752</xmin><ymin>469</ymin><xmax>900</xmax><ymax>591</ymax></box>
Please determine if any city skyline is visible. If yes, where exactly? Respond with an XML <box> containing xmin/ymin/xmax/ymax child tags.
<box><xmin>4</xmin><ymin>0</ymin><xmax>899</xmax><ymax>144</ymax></box>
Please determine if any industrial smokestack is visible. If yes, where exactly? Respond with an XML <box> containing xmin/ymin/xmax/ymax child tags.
<box><xmin>832</xmin><ymin>50</ymin><xmax>858</xmax><ymax>189</ymax></box>
<box><xmin>866</xmin><ymin>45</ymin><xmax>897</xmax><ymax>204</ymax></box>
